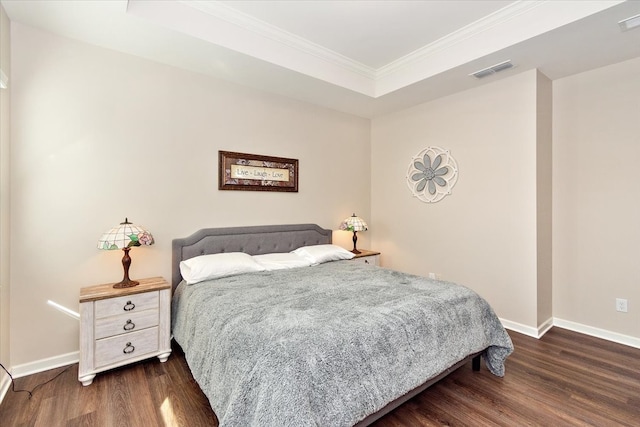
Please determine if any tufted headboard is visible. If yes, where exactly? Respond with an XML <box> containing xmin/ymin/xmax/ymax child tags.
<box><xmin>171</xmin><ymin>223</ymin><xmax>332</xmax><ymax>290</ymax></box>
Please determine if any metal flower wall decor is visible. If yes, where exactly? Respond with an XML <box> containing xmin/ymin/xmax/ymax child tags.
<box><xmin>406</xmin><ymin>146</ymin><xmax>459</xmax><ymax>203</ymax></box>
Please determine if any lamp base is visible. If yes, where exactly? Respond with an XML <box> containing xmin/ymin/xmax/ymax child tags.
<box><xmin>351</xmin><ymin>231</ymin><xmax>361</xmax><ymax>254</ymax></box>
<box><xmin>113</xmin><ymin>278</ymin><xmax>140</xmax><ymax>289</ymax></box>
<box><xmin>113</xmin><ymin>247</ymin><xmax>139</xmax><ymax>288</ymax></box>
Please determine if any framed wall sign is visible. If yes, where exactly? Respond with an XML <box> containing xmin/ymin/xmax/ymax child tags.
<box><xmin>219</xmin><ymin>151</ymin><xmax>299</xmax><ymax>192</ymax></box>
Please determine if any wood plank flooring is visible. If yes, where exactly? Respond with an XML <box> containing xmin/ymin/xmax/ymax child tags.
<box><xmin>1</xmin><ymin>327</ymin><xmax>638</xmax><ymax>426</ymax></box>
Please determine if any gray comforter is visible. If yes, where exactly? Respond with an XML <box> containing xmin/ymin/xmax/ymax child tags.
<box><xmin>172</xmin><ymin>261</ymin><xmax>513</xmax><ymax>427</ymax></box>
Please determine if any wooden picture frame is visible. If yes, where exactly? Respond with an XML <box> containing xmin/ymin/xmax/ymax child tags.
<box><xmin>218</xmin><ymin>151</ymin><xmax>299</xmax><ymax>192</ymax></box>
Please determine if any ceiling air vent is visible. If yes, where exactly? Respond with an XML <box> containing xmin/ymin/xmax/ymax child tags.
<box><xmin>469</xmin><ymin>60</ymin><xmax>514</xmax><ymax>79</ymax></box>
<box><xmin>619</xmin><ymin>14</ymin><xmax>640</xmax><ymax>32</ymax></box>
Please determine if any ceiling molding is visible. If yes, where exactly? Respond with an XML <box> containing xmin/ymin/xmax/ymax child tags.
<box><xmin>375</xmin><ymin>0</ymin><xmax>545</xmax><ymax>79</ymax></box>
<box><xmin>181</xmin><ymin>0</ymin><xmax>377</xmax><ymax>79</ymax></box>
<box><xmin>129</xmin><ymin>0</ymin><xmax>629</xmax><ymax>99</ymax></box>
<box><xmin>181</xmin><ymin>0</ymin><xmax>546</xmax><ymax>83</ymax></box>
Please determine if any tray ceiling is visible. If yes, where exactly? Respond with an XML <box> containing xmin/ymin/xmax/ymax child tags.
<box><xmin>2</xmin><ymin>0</ymin><xmax>639</xmax><ymax>117</ymax></box>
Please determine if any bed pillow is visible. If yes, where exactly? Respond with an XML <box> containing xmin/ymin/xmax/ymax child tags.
<box><xmin>292</xmin><ymin>244</ymin><xmax>355</xmax><ymax>265</ymax></box>
<box><xmin>180</xmin><ymin>252</ymin><xmax>266</xmax><ymax>285</ymax></box>
<box><xmin>252</xmin><ymin>253</ymin><xmax>313</xmax><ymax>271</ymax></box>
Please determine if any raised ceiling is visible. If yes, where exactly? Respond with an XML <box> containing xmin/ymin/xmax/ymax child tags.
<box><xmin>2</xmin><ymin>0</ymin><xmax>640</xmax><ymax>117</ymax></box>
<box><xmin>217</xmin><ymin>1</ymin><xmax>514</xmax><ymax>69</ymax></box>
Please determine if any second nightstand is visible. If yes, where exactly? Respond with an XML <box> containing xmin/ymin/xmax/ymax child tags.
<box><xmin>78</xmin><ymin>276</ymin><xmax>172</xmax><ymax>386</ymax></box>
<box><xmin>351</xmin><ymin>249</ymin><xmax>381</xmax><ymax>266</ymax></box>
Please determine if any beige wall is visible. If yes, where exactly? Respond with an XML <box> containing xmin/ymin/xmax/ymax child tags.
<box><xmin>536</xmin><ymin>71</ymin><xmax>553</xmax><ymax>327</ymax></box>
<box><xmin>9</xmin><ymin>24</ymin><xmax>371</xmax><ymax>366</ymax></box>
<box><xmin>553</xmin><ymin>57</ymin><xmax>640</xmax><ymax>338</ymax></box>
<box><xmin>6</xmin><ymin>18</ymin><xmax>640</xmax><ymax>371</ymax></box>
<box><xmin>371</xmin><ymin>70</ymin><xmax>543</xmax><ymax>328</ymax></box>
<box><xmin>0</xmin><ymin>4</ymin><xmax>11</xmax><ymax>372</ymax></box>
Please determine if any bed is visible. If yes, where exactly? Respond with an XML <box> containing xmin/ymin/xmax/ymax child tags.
<box><xmin>171</xmin><ymin>224</ymin><xmax>513</xmax><ymax>426</ymax></box>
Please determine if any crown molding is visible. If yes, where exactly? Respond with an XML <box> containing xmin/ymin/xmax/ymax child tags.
<box><xmin>180</xmin><ymin>0</ymin><xmax>377</xmax><ymax>79</ymax></box>
<box><xmin>180</xmin><ymin>0</ymin><xmax>546</xmax><ymax>83</ymax></box>
<box><xmin>375</xmin><ymin>0</ymin><xmax>545</xmax><ymax>78</ymax></box>
<box><xmin>128</xmin><ymin>0</ymin><xmax>627</xmax><ymax>102</ymax></box>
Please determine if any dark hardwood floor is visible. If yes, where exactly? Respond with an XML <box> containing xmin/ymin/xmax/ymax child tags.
<box><xmin>1</xmin><ymin>327</ymin><xmax>639</xmax><ymax>426</ymax></box>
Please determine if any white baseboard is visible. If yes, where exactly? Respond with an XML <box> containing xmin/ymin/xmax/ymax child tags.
<box><xmin>500</xmin><ymin>317</ymin><xmax>640</xmax><ymax>349</ymax></box>
<box><xmin>553</xmin><ymin>318</ymin><xmax>640</xmax><ymax>349</ymax></box>
<box><xmin>0</xmin><ymin>371</ymin><xmax>10</xmax><ymax>404</ymax></box>
<box><xmin>499</xmin><ymin>318</ymin><xmax>541</xmax><ymax>338</ymax></box>
<box><xmin>537</xmin><ymin>317</ymin><xmax>554</xmax><ymax>337</ymax></box>
<box><xmin>11</xmin><ymin>351</ymin><xmax>78</xmax><ymax>379</ymax></box>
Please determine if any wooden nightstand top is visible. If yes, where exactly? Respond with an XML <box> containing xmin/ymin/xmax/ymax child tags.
<box><xmin>352</xmin><ymin>249</ymin><xmax>380</xmax><ymax>258</ymax></box>
<box><xmin>80</xmin><ymin>276</ymin><xmax>170</xmax><ymax>303</ymax></box>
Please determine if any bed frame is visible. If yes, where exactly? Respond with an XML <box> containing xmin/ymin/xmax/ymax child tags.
<box><xmin>171</xmin><ymin>223</ymin><xmax>482</xmax><ymax>426</ymax></box>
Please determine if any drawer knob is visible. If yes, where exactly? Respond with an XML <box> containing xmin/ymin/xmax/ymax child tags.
<box><xmin>123</xmin><ymin>319</ymin><xmax>135</xmax><ymax>331</ymax></box>
<box><xmin>364</xmin><ymin>259</ymin><xmax>370</xmax><ymax>264</ymax></box>
<box><xmin>123</xmin><ymin>342</ymin><xmax>135</xmax><ymax>354</ymax></box>
<box><xmin>123</xmin><ymin>301</ymin><xmax>135</xmax><ymax>311</ymax></box>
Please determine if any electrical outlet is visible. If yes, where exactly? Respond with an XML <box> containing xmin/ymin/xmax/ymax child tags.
<box><xmin>616</xmin><ymin>298</ymin><xmax>628</xmax><ymax>313</ymax></box>
<box><xmin>428</xmin><ymin>272</ymin><xmax>441</xmax><ymax>280</ymax></box>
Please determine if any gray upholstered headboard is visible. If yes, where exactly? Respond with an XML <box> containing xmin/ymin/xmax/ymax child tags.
<box><xmin>171</xmin><ymin>223</ymin><xmax>332</xmax><ymax>289</ymax></box>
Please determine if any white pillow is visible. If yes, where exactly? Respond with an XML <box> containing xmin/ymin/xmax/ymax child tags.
<box><xmin>252</xmin><ymin>253</ymin><xmax>313</xmax><ymax>271</ymax></box>
<box><xmin>180</xmin><ymin>252</ymin><xmax>266</xmax><ymax>285</ymax></box>
<box><xmin>292</xmin><ymin>244</ymin><xmax>355</xmax><ymax>265</ymax></box>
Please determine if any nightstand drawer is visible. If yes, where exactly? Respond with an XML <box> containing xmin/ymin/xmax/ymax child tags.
<box><xmin>95</xmin><ymin>291</ymin><xmax>159</xmax><ymax>319</ymax></box>
<box><xmin>94</xmin><ymin>309</ymin><xmax>159</xmax><ymax>340</ymax></box>
<box><xmin>95</xmin><ymin>327</ymin><xmax>159</xmax><ymax>368</ymax></box>
<box><xmin>351</xmin><ymin>255</ymin><xmax>380</xmax><ymax>266</ymax></box>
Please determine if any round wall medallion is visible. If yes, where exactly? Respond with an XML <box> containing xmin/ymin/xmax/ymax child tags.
<box><xmin>406</xmin><ymin>146</ymin><xmax>459</xmax><ymax>203</ymax></box>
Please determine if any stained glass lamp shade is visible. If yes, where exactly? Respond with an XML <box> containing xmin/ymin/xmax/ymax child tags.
<box><xmin>97</xmin><ymin>218</ymin><xmax>154</xmax><ymax>288</ymax></box>
<box><xmin>339</xmin><ymin>213</ymin><xmax>368</xmax><ymax>254</ymax></box>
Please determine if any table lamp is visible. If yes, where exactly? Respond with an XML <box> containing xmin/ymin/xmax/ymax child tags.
<box><xmin>97</xmin><ymin>218</ymin><xmax>154</xmax><ymax>288</ymax></box>
<box><xmin>340</xmin><ymin>213</ymin><xmax>368</xmax><ymax>254</ymax></box>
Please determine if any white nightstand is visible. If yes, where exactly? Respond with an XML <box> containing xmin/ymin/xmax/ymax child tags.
<box><xmin>351</xmin><ymin>249</ymin><xmax>381</xmax><ymax>266</ymax></box>
<box><xmin>78</xmin><ymin>276</ymin><xmax>172</xmax><ymax>386</ymax></box>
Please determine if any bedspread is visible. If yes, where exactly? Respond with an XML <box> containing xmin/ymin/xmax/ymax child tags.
<box><xmin>172</xmin><ymin>261</ymin><xmax>513</xmax><ymax>427</ymax></box>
